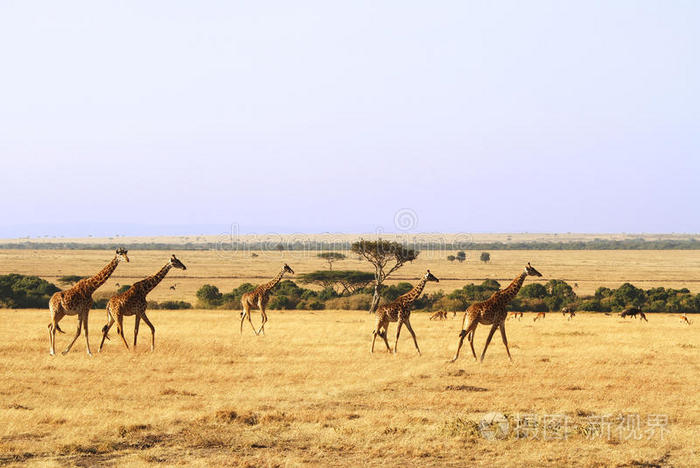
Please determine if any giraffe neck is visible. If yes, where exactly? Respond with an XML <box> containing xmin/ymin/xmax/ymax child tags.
<box><xmin>136</xmin><ymin>263</ymin><xmax>173</xmax><ymax>295</ymax></box>
<box><xmin>499</xmin><ymin>272</ymin><xmax>528</xmax><ymax>303</ymax></box>
<box><xmin>82</xmin><ymin>256</ymin><xmax>120</xmax><ymax>293</ymax></box>
<box><xmin>399</xmin><ymin>276</ymin><xmax>429</xmax><ymax>305</ymax></box>
<box><xmin>260</xmin><ymin>268</ymin><xmax>286</xmax><ymax>294</ymax></box>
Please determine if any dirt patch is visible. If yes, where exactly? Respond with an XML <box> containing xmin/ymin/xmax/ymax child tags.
<box><xmin>445</xmin><ymin>385</ymin><xmax>488</xmax><ymax>392</ymax></box>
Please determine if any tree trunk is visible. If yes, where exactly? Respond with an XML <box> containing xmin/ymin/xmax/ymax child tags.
<box><xmin>369</xmin><ymin>282</ymin><xmax>381</xmax><ymax>314</ymax></box>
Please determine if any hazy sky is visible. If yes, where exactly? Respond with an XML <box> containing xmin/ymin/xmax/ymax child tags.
<box><xmin>1</xmin><ymin>1</ymin><xmax>698</xmax><ymax>237</ymax></box>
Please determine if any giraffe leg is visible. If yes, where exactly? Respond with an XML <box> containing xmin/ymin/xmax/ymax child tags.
<box><xmin>49</xmin><ymin>308</ymin><xmax>65</xmax><ymax>356</ymax></box>
<box><xmin>499</xmin><ymin>323</ymin><xmax>513</xmax><ymax>362</ymax></box>
<box><xmin>99</xmin><ymin>315</ymin><xmax>115</xmax><ymax>352</ymax></box>
<box><xmin>139</xmin><ymin>312</ymin><xmax>156</xmax><ymax>352</ymax></box>
<box><xmin>116</xmin><ymin>315</ymin><xmax>130</xmax><ymax>350</ymax></box>
<box><xmin>62</xmin><ymin>315</ymin><xmax>83</xmax><ymax>355</ymax></box>
<box><xmin>134</xmin><ymin>314</ymin><xmax>141</xmax><ymax>348</ymax></box>
<box><xmin>380</xmin><ymin>326</ymin><xmax>391</xmax><ymax>351</ymax></box>
<box><xmin>450</xmin><ymin>318</ymin><xmax>477</xmax><ymax>362</ymax></box>
<box><xmin>82</xmin><ymin>312</ymin><xmax>92</xmax><ymax>357</ymax></box>
<box><xmin>468</xmin><ymin>324</ymin><xmax>478</xmax><ymax>360</ymax></box>
<box><xmin>479</xmin><ymin>324</ymin><xmax>499</xmax><ymax>363</ymax></box>
<box><xmin>370</xmin><ymin>317</ymin><xmax>387</xmax><ymax>353</ymax></box>
<box><xmin>393</xmin><ymin>321</ymin><xmax>403</xmax><ymax>354</ymax></box>
<box><xmin>256</xmin><ymin>304</ymin><xmax>268</xmax><ymax>336</ymax></box>
<box><xmin>403</xmin><ymin>318</ymin><xmax>421</xmax><ymax>356</ymax></box>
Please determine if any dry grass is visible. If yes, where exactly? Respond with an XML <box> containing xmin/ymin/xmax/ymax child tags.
<box><xmin>1</xmin><ymin>248</ymin><xmax>700</xmax><ymax>303</ymax></box>
<box><xmin>0</xmin><ymin>309</ymin><xmax>698</xmax><ymax>467</ymax></box>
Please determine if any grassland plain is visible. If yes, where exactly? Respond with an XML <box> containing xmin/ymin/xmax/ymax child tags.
<box><xmin>1</xmin><ymin>249</ymin><xmax>700</xmax><ymax>304</ymax></box>
<box><xmin>0</xmin><ymin>309</ymin><xmax>698</xmax><ymax>467</ymax></box>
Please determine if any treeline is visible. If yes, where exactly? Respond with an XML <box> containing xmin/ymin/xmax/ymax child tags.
<box><xmin>2</xmin><ymin>238</ymin><xmax>700</xmax><ymax>251</ymax></box>
<box><xmin>195</xmin><ymin>272</ymin><xmax>700</xmax><ymax>314</ymax></box>
<box><xmin>0</xmin><ymin>274</ymin><xmax>192</xmax><ymax>310</ymax></box>
<box><xmin>3</xmin><ymin>272</ymin><xmax>699</xmax><ymax>314</ymax></box>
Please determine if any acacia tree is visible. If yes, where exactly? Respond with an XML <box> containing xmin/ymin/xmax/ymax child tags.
<box><xmin>480</xmin><ymin>252</ymin><xmax>491</xmax><ymax>263</ymax></box>
<box><xmin>299</xmin><ymin>270</ymin><xmax>374</xmax><ymax>294</ymax></box>
<box><xmin>317</xmin><ymin>252</ymin><xmax>346</xmax><ymax>270</ymax></box>
<box><xmin>351</xmin><ymin>239</ymin><xmax>419</xmax><ymax>313</ymax></box>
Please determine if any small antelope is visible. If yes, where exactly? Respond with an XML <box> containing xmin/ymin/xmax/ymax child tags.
<box><xmin>680</xmin><ymin>314</ymin><xmax>692</xmax><ymax>325</ymax></box>
<box><xmin>533</xmin><ymin>311</ymin><xmax>546</xmax><ymax>322</ymax></box>
<box><xmin>561</xmin><ymin>306</ymin><xmax>575</xmax><ymax>320</ymax></box>
<box><xmin>429</xmin><ymin>311</ymin><xmax>448</xmax><ymax>320</ymax></box>
<box><xmin>169</xmin><ymin>284</ymin><xmax>176</xmax><ymax>291</ymax></box>
<box><xmin>620</xmin><ymin>307</ymin><xmax>648</xmax><ymax>322</ymax></box>
<box><xmin>508</xmin><ymin>311</ymin><xmax>523</xmax><ymax>320</ymax></box>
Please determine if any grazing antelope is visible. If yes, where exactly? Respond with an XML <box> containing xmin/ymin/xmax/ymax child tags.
<box><xmin>620</xmin><ymin>307</ymin><xmax>648</xmax><ymax>322</ymax></box>
<box><xmin>429</xmin><ymin>310</ymin><xmax>448</xmax><ymax>320</ymax></box>
<box><xmin>450</xmin><ymin>263</ymin><xmax>543</xmax><ymax>363</ymax></box>
<box><xmin>169</xmin><ymin>284</ymin><xmax>176</xmax><ymax>290</ymax></box>
<box><xmin>680</xmin><ymin>314</ymin><xmax>692</xmax><ymax>325</ymax></box>
<box><xmin>533</xmin><ymin>311</ymin><xmax>546</xmax><ymax>322</ymax></box>
<box><xmin>48</xmin><ymin>248</ymin><xmax>129</xmax><ymax>356</ymax></box>
<box><xmin>561</xmin><ymin>306</ymin><xmax>575</xmax><ymax>320</ymax></box>
<box><xmin>371</xmin><ymin>270</ymin><xmax>439</xmax><ymax>355</ymax></box>
<box><xmin>508</xmin><ymin>311</ymin><xmax>523</xmax><ymax>320</ymax></box>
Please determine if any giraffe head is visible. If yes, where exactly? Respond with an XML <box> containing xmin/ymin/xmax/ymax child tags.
<box><xmin>525</xmin><ymin>262</ymin><xmax>542</xmax><ymax>277</ymax></box>
<box><xmin>283</xmin><ymin>263</ymin><xmax>295</xmax><ymax>275</ymax></box>
<box><xmin>116</xmin><ymin>248</ymin><xmax>129</xmax><ymax>263</ymax></box>
<box><xmin>424</xmin><ymin>270</ymin><xmax>439</xmax><ymax>282</ymax></box>
<box><xmin>169</xmin><ymin>255</ymin><xmax>187</xmax><ymax>270</ymax></box>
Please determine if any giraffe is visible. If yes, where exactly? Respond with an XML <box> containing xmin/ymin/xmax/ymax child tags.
<box><xmin>240</xmin><ymin>264</ymin><xmax>294</xmax><ymax>335</ymax></box>
<box><xmin>533</xmin><ymin>311</ymin><xmax>546</xmax><ymax>322</ymax></box>
<box><xmin>98</xmin><ymin>255</ymin><xmax>187</xmax><ymax>352</ymax></box>
<box><xmin>48</xmin><ymin>248</ymin><xmax>129</xmax><ymax>356</ymax></box>
<box><xmin>450</xmin><ymin>263</ymin><xmax>542</xmax><ymax>363</ymax></box>
<box><xmin>371</xmin><ymin>270</ymin><xmax>439</xmax><ymax>355</ymax></box>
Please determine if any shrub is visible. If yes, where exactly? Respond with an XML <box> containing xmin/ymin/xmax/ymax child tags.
<box><xmin>0</xmin><ymin>274</ymin><xmax>60</xmax><ymax>308</ymax></box>
<box><xmin>324</xmin><ymin>294</ymin><xmax>373</xmax><ymax>310</ymax></box>
<box><xmin>381</xmin><ymin>282</ymin><xmax>413</xmax><ymax>302</ymax></box>
<box><xmin>519</xmin><ymin>283</ymin><xmax>547</xmax><ymax>299</ymax></box>
<box><xmin>159</xmin><ymin>300</ymin><xmax>193</xmax><ymax>309</ymax></box>
<box><xmin>196</xmin><ymin>284</ymin><xmax>223</xmax><ymax>307</ymax></box>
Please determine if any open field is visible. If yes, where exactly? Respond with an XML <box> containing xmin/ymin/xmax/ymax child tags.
<box><xmin>1</xmin><ymin>249</ymin><xmax>700</xmax><ymax>304</ymax></box>
<box><xmin>0</xmin><ymin>309</ymin><xmax>698</xmax><ymax>466</ymax></box>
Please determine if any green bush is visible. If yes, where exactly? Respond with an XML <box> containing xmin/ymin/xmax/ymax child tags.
<box><xmin>0</xmin><ymin>274</ymin><xmax>60</xmax><ymax>308</ymax></box>
<box><xmin>159</xmin><ymin>300</ymin><xmax>193</xmax><ymax>309</ymax></box>
<box><xmin>196</xmin><ymin>284</ymin><xmax>223</xmax><ymax>307</ymax></box>
<box><xmin>324</xmin><ymin>294</ymin><xmax>373</xmax><ymax>310</ymax></box>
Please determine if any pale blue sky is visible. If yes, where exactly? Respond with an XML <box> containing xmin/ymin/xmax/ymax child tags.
<box><xmin>1</xmin><ymin>1</ymin><xmax>698</xmax><ymax>237</ymax></box>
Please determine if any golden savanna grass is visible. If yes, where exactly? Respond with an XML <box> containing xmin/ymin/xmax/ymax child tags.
<box><xmin>0</xmin><ymin>309</ymin><xmax>698</xmax><ymax>467</ymax></box>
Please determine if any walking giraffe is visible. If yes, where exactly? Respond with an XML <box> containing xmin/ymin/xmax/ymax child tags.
<box><xmin>99</xmin><ymin>255</ymin><xmax>187</xmax><ymax>352</ymax></box>
<box><xmin>450</xmin><ymin>263</ymin><xmax>542</xmax><ymax>363</ymax></box>
<box><xmin>240</xmin><ymin>264</ymin><xmax>294</xmax><ymax>335</ymax></box>
<box><xmin>371</xmin><ymin>270</ymin><xmax>439</xmax><ymax>355</ymax></box>
<box><xmin>48</xmin><ymin>248</ymin><xmax>129</xmax><ymax>356</ymax></box>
